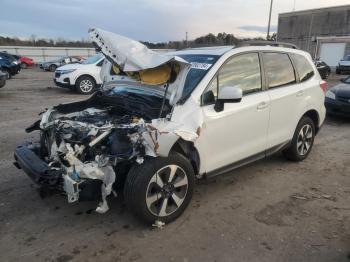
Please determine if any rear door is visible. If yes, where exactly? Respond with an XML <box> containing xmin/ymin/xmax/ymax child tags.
<box><xmin>263</xmin><ymin>52</ymin><xmax>309</xmax><ymax>149</ymax></box>
<box><xmin>199</xmin><ymin>52</ymin><xmax>270</xmax><ymax>172</ymax></box>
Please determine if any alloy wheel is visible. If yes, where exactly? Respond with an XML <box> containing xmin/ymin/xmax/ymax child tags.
<box><xmin>297</xmin><ymin>124</ymin><xmax>313</xmax><ymax>156</ymax></box>
<box><xmin>145</xmin><ymin>165</ymin><xmax>188</xmax><ymax>217</ymax></box>
<box><xmin>79</xmin><ymin>79</ymin><xmax>93</xmax><ymax>93</ymax></box>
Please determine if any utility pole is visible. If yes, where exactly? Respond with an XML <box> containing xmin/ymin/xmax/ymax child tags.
<box><xmin>267</xmin><ymin>0</ymin><xmax>273</xmax><ymax>40</ymax></box>
<box><xmin>293</xmin><ymin>0</ymin><xmax>296</xmax><ymax>11</ymax></box>
<box><xmin>185</xmin><ymin>31</ymin><xmax>188</xmax><ymax>47</ymax></box>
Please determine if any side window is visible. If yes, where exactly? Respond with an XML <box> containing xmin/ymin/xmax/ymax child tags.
<box><xmin>291</xmin><ymin>53</ymin><xmax>314</xmax><ymax>82</ymax></box>
<box><xmin>263</xmin><ymin>53</ymin><xmax>296</xmax><ymax>89</ymax></box>
<box><xmin>202</xmin><ymin>53</ymin><xmax>262</xmax><ymax>105</ymax></box>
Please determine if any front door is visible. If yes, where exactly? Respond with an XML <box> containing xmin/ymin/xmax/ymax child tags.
<box><xmin>198</xmin><ymin>52</ymin><xmax>270</xmax><ymax>173</ymax></box>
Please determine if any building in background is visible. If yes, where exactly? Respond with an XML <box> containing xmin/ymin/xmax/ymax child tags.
<box><xmin>277</xmin><ymin>5</ymin><xmax>350</xmax><ymax>70</ymax></box>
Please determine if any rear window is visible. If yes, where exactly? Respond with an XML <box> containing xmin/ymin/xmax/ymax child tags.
<box><xmin>263</xmin><ymin>53</ymin><xmax>296</xmax><ymax>89</ymax></box>
<box><xmin>291</xmin><ymin>54</ymin><xmax>314</xmax><ymax>82</ymax></box>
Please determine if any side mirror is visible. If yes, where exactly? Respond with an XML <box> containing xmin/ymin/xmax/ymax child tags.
<box><xmin>214</xmin><ymin>86</ymin><xmax>242</xmax><ymax>112</ymax></box>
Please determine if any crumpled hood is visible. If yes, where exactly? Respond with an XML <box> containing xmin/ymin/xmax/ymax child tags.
<box><xmin>88</xmin><ymin>28</ymin><xmax>191</xmax><ymax>105</ymax></box>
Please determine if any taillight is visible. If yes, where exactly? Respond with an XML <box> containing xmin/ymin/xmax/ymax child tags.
<box><xmin>320</xmin><ymin>80</ymin><xmax>327</xmax><ymax>93</ymax></box>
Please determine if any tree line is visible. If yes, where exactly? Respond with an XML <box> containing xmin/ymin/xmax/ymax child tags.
<box><xmin>0</xmin><ymin>32</ymin><xmax>276</xmax><ymax>49</ymax></box>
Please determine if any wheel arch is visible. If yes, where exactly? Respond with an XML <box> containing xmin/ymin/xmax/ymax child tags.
<box><xmin>302</xmin><ymin>109</ymin><xmax>320</xmax><ymax>134</ymax></box>
<box><xmin>75</xmin><ymin>74</ymin><xmax>97</xmax><ymax>85</ymax></box>
<box><xmin>169</xmin><ymin>139</ymin><xmax>200</xmax><ymax>176</ymax></box>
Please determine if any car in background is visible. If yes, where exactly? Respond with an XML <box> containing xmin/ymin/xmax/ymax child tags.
<box><xmin>0</xmin><ymin>70</ymin><xmax>6</xmax><ymax>88</ymax></box>
<box><xmin>0</xmin><ymin>55</ymin><xmax>20</xmax><ymax>79</ymax></box>
<box><xmin>40</xmin><ymin>56</ymin><xmax>85</xmax><ymax>72</ymax></box>
<box><xmin>0</xmin><ymin>52</ymin><xmax>21</xmax><ymax>76</ymax></box>
<box><xmin>54</xmin><ymin>53</ymin><xmax>104</xmax><ymax>94</ymax></box>
<box><xmin>10</xmin><ymin>54</ymin><xmax>34</xmax><ymax>69</ymax></box>
<box><xmin>336</xmin><ymin>55</ymin><xmax>350</xmax><ymax>74</ymax></box>
<box><xmin>315</xmin><ymin>60</ymin><xmax>331</xmax><ymax>79</ymax></box>
<box><xmin>325</xmin><ymin>76</ymin><xmax>350</xmax><ymax>117</ymax></box>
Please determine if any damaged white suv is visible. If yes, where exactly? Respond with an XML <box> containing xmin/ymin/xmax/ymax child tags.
<box><xmin>14</xmin><ymin>29</ymin><xmax>326</xmax><ymax>224</ymax></box>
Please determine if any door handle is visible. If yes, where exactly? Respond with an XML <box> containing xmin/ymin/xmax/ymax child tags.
<box><xmin>296</xmin><ymin>90</ymin><xmax>304</xmax><ymax>97</ymax></box>
<box><xmin>257</xmin><ymin>101</ymin><xmax>269</xmax><ymax>110</ymax></box>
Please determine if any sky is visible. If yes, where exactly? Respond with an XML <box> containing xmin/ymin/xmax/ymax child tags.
<box><xmin>0</xmin><ymin>0</ymin><xmax>349</xmax><ymax>42</ymax></box>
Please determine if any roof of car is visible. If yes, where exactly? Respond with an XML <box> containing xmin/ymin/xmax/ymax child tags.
<box><xmin>169</xmin><ymin>46</ymin><xmax>234</xmax><ymax>56</ymax></box>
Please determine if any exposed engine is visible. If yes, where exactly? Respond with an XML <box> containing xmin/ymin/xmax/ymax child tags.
<box><xmin>40</xmin><ymin>105</ymin><xmax>159</xmax><ymax>213</ymax></box>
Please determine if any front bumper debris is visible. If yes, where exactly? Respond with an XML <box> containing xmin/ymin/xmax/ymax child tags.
<box><xmin>14</xmin><ymin>144</ymin><xmax>63</xmax><ymax>188</ymax></box>
<box><xmin>14</xmin><ymin>144</ymin><xmax>103</xmax><ymax>202</ymax></box>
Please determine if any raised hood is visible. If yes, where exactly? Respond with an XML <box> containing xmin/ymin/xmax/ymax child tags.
<box><xmin>88</xmin><ymin>28</ymin><xmax>191</xmax><ymax>105</ymax></box>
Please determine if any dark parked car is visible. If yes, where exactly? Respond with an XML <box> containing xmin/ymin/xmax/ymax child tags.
<box><xmin>10</xmin><ymin>54</ymin><xmax>35</xmax><ymax>69</ymax></box>
<box><xmin>39</xmin><ymin>56</ymin><xmax>85</xmax><ymax>72</ymax></box>
<box><xmin>0</xmin><ymin>55</ymin><xmax>20</xmax><ymax>79</ymax></box>
<box><xmin>0</xmin><ymin>52</ymin><xmax>21</xmax><ymax>74</ymax></box>
<box><xmin>315</xmin><ymin>60</ymin><xmax>331</xmax><ymax>80</ymax></box>
<box><xmin>325</xmin><ymin>76</ymin><xmax>350</xmax><ymax>117</ymax></box>
<box><xmin>0</xmin><ymin>69</ymin><xmax>6</xmax><ymax>88</ymax></box>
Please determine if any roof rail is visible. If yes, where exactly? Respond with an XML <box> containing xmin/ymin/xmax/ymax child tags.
<box><xmin>237</xmin><ymin>40</ymin><xmax>299</xmax><ymax>49</ymax></box>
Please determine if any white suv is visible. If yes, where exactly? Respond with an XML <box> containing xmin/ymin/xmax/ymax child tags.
<box><xmin>14</xmin><ymin>29</ymin><xmax>326</xmax><ymax>224</ymax></box>
<box><xmin>54</xmin><ymin>53</ymin><xmax>104</xmax><ymax>94</ymax></box>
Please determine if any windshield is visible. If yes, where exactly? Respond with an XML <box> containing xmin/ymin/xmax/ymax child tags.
<box><xmin>82</xmin><ymin>53</ymin><xmax>104</xmax><ymax>64</ymax></box>
<box><xmin>177</xmin><ymin>54</ymin><xmax>219</xmax><ymax>100</ymax></box>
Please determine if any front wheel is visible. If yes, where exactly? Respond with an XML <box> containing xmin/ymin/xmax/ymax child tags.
<box><xmin>283</xmin><ymin>116</ymin><xmax>315</xmax><ymax>162</ymax></box>
<box><xmin>124</xmin><ymin>152</ymin><xmax>195</xmax><ymax>224</ymax></box>
<box><xmin>3</xmin><ymin>69</ymin><xmax>11</xmax><ymax>79</ymax></box>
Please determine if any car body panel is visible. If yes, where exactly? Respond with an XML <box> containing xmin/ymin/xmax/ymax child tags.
<box><xmin>325</xmin><ymin>80</ymin><xmax>350</xmax><ymax>116</ymax></box>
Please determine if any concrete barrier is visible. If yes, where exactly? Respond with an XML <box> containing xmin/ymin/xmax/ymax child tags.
<box><xmin>0</xmin><ymin>46</ymin><xmax>175</xmax><ymax>63</ymax></box>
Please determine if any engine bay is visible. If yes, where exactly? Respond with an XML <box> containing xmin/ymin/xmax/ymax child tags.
<box><xmin>36</xmin><ymin>90</ymin><xmax>171</xmax><ymax>213</ymax></box>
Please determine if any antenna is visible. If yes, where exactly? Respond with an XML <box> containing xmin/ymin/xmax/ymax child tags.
<box><xmin>267</xmin><ymin>0</ymin><xmax>274</xmax><ymax>40</ymax></box>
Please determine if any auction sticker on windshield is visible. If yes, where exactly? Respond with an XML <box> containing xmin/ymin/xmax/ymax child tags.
<box><xmin>191</xmin><ymin>62</ymin><xmax>212</xmax><ymax>70</ymax></box>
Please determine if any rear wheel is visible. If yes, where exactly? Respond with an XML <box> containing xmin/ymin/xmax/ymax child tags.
<box><xmin>49</xmin><ymin>64</ymin><xmax>57</xmax><ymax>72</ymax></box>
<box><xmin>21</xmin><ymin>62</ymin><xmax>27</xmax><ymax>69</ymax></box>
<box><xmin>324</xmin><ymin>70</ymin><xmax>330</xmax><ymax>79</ymax></box>
<box><xmin>283</xmin><ymin>116</ymin><xmax>315</xmax><ymax>162</ymax></box>
<box><xmin>124</xmin><ymin>152</ymin><xmax>195</xmax><ymax>224</ymax></box>
<box><xmin>75</xmin><ymin>76</ymin><xmax>96</xmax><ymax>94</ymax></box>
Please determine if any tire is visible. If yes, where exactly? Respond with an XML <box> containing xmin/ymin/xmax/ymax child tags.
<box><xmin>0</xmin><ymin>78</ymin><xmax>5</xmax><ymax>88</ymax></box>
<box><xmin>3</xmin><ymin>69</ymin><xmax>11</xmax><ymax>79</ymax></box>
<box><xmin>283</xmin><ymin>116</ymin><xmax>315</xmax><ymax>162</ymax></box>
<box><xmin>49</xmin><ymin>64</ymin><xmax>57</xmax><ymax>72</ymax></box>
<box><xmin>75</xmin><ymin>76</ymin><xmax>96</xmax><ymax>94</ymax></box>
<box><xmin>324</xmin><ymin>70</ymin><xmax>330</xmax><ymax>79</ymax></box>
<box><xmin>336</xmin><ymin>68</ymin><xmax>341</xmax><ymax>75</ymax></box>
<box><xmin>20</xmin><ymin>62</ymin><xmax>27</xmax><ymax>69</ymax></box>
<box><xmin>124</xmin><ymin>152</ymin><xmax>195</xmax><ymax>224</ymax></box>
